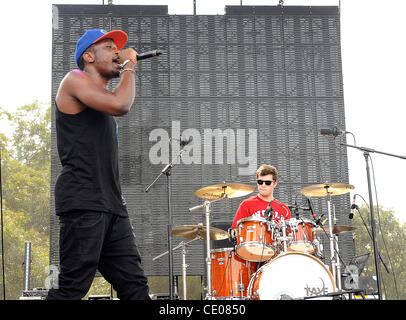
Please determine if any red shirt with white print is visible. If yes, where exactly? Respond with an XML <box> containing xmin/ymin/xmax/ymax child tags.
<box><xmin>231</xmin><ymin>195</ymin><xmax>292</xmax><ymax>228</ymax></box>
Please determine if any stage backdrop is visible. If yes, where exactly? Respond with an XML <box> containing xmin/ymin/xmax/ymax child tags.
<box><xmin>51</xmin><ymin>4</ymin><xmax>355</xmax><ymax>277</ymax></box>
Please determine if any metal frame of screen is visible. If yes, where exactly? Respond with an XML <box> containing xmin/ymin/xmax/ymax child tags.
<box><xmin>50</xmin><ymin>4</ymin><xmax>355</xmax><ymax>277</ymax></box>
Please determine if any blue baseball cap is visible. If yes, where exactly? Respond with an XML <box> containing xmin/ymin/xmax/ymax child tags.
<box><xmin>74</xmin><ymin>29</ymin><xmax>128</xmax><ymax>66</ymax></box>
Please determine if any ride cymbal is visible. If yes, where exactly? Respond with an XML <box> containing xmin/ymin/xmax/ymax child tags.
<box><xmin>194</xmin><ymin>183</ymin><xmax>255</xmax><ymax>199</ymax></box>
<box><xmin>172</xmin><ymin>225</ymin><xmax>229</xmax><ymax>240</ymax></box>
<box><xmin>301</xmin><ymin>183</ymin><xmax>354</xmax><ymax>197</ymax></box>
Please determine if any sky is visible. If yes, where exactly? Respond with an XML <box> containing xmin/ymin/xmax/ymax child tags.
<box><xmin>0</xmin><ymin>0</ymin><xmax>405</xmax><ymax>225</ymax></box>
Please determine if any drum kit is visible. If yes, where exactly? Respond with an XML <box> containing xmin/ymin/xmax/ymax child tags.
<box><xmin>154</xmin><ymin>181</ymin><xmax>356</xmax><ymax>300</ymax></box>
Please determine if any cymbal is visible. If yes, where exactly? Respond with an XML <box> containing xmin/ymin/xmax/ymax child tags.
<box><xmin>172</xmin><ymin>225</ymin><xmax>229</xmax><ymax>240</ymax></box>
<box><xmin>301</xmin><ymin>183</ymin><xmax>354</xmax><ymax>197</ymax></box>
<box><xmin>194</xmin><ymin>183</ymin><xmax>255</xmax><ymax>199</ymax></box>
<box><xmin>315</xmin><ymin>225</ymin><xmax>357</xmax><ymax>234</ymax></box>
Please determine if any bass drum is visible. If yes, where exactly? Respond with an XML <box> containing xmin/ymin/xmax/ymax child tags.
<box><xmin>248</xmin><ymin>252</ymin><xmax>335</xmax><ymax>300</ymax></box>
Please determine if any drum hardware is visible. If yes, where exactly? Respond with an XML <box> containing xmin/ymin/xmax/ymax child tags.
<box><xmin>312</xmin><ymin>237</ymin><xmax>323</xmax><ymax>259</ymax></box>
<box><xmin>313</xmin><ymin>220</ymin><xmax>354</xmax><ymax>291</ymax></box>
<box><xmin>279</xmin><ymin>217</ymin><xmax>290</xmax><ymax>253</ymax></box>
<box><xmin>237</xmin><ymin>278</ymin><xmax>245</xmax><ymax>295</ymax></box>
<box><xmin>189</xmin><ymin>196</ymin><xmax>226</xmax><ymax>299</ymax></box>
<box><xmin>190</xmin><ymin>182</ymin><xmax>254</xmax><ymax>300</ymax></box>
<box><xmin>331</xmin><ymin>203</ymin><xmax>343</xmax><ymax>291</ymax></box>
<box><xmin>153</xmin><ymin>236</ymin><xmax>200</xmax><ymax>300</ymax></box>
<box><xmin>301</xmin><ymin>182</ymin><xmax>354</xmax><ymax>292</ymax></box>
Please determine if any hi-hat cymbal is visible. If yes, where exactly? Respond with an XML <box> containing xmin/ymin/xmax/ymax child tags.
<box><xmin>315</xmin><ymin>225</ymin><xmax>357</xmax><ymax>234</ymax></box>
<box><xmin>194</xmin><ymin>183</ymin><xmax>255</xmax><ymax>200</ymax></box>
<box><xmin>172</xmin><ymin>225</ymin><xmax>229</xmax><ymax>240</ymax></box>
<box><xmin>301</xmin><ymin>183</ymin><xmax>354</xmax><ymax>197</ymax></box>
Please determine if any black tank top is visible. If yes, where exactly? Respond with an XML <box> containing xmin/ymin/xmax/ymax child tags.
<box><xmin>54</xmin><ymin>104</ymin><xmax>127</xmax><ymax>216</ymax></box>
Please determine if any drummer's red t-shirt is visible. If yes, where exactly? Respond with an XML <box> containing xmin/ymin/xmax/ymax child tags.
<box><xmin>231</xmin><ymin>195</ymin><xmax>292</xmax><ymax>228</ymax></box>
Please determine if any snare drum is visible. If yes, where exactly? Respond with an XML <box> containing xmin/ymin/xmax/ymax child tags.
<box><xmin>210</xmin><ymin>248</ymin><xmax>258</xmax><ymax>299</ymax></box>
<box><xmin>247</xmin><ymin>252</ymin><xmax>335</xmax><ymax>300</ymax></box>
<box><xmin>285</xmin><ymin>218</ymin><xmax>317</xmax><ymax>253</ymax></box>
<box><xmin>235</xmin><ymin>217</ymin><xmax>277</xmax><ymax>262</ymax></box>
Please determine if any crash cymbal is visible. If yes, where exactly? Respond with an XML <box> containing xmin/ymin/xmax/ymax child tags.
<box><xmin>194</xmin><ymin>183</ymin><xmax>255</xmax><ymax>200</ymax></box>
<box><xmin>301</xmin><ymin>183</ymin><xmax>354</xmax><ymax>197</ymax></box>
<box><xmin>315</xmin><ymin>225</ymin><xmax>357</xmax><ymax>234</ymax></box>
<box><xmin>172</xmin><ymin>225</ymin><xmax>229</xmax><ymax>240</ymax></box>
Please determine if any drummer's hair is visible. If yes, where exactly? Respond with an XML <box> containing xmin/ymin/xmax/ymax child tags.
<box><xmin>256</xmin><ymin>164</ymin><xmax>278</xmax><ymax>181</ymax></box>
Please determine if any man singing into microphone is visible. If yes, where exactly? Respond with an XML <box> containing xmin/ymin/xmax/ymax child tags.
<box><xmin>231</xmin><ymin>164</ymin><xmax>292</xmax><ymax>231</ymax></box>
<box><xmin>46</xmin><ymin>29</ymin><xmax>150</xmax><ymax>300</ymax></box>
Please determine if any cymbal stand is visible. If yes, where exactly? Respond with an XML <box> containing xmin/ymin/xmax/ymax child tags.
<box><xmin>315</xmin><ymin>215</ymin><xmax>349</xmax><ymax>291</ymax></box>
<box><xmin>189</xmin><ymin>193</ymin><xmax>228</xmax><ymax>300</ymax></box>
<box><xmin>332</xmin><ymin>204</ymin><xmax>342</xmax><ymax>291</ymax></box>
<box><xmin>324</xmin><ymin>187</ymin><xmax>338</xmax><ymax>291</ymax></box>
<box><xmin>153</xmin><ymin>237</ymin><xmax>200</xmax><ymax>300</ymax></box>
<box><xmin>181</xmin><ymin>242</ymin><xmax>188</xmax><ymax>300</ymax></box>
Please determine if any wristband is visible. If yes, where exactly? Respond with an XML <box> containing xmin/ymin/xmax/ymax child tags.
<box><xmin>119</xmin><ymin>59</ymin><xmax>132</xmax><ymax>68</ymax></box>
<box><xmin>120</xmin><ymin>68</ymin><xmax>135</xmax><ymax>75</ymax></box>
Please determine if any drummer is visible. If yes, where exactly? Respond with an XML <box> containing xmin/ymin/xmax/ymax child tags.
<box><xmin>231</xmin><ymin>164</ymin><xmax>292</xmax><ymax>232</ymax></box>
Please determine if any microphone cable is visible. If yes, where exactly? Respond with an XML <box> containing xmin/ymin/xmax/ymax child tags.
<box><xmin>369</xmin><ymin>155</ymin><xmax>399</xmax><ymax>299</ymax></box>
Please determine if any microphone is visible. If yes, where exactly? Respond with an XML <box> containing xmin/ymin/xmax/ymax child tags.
<box><xmin>169</xmin><ymin>136</ymin><xmax>193</xmax><ymax>147</ymax></box>
<box><xmin>137</xmin><ymin>49</ymin><xmax>162</xmax><ymax>61</ymax></box>
<box><xmin>308</xmin><ymin>197</ymin><xmax>325</xmax><ymax>226</ymax></box>
<box><xmin>316</xmin><ymin>214</ymin><xmax>326</xmax><ymax>226</ymax></box>
<box><xmin>264</xmin><ymin>201</ymin><xmax>273</xmax><ymax>220</ymax></box>
<box><xmin>320</xmin><ymin>126</ymin><xmax>346</xmax><ymax>137</ymax></box>
<box><xmin>307</xmin><ymin>197</ymin><xmax>317</xmax><ymax>221</ymax></box>
<box><xmin>294</xmin><ymin>200</ymin><xmax>299</xmax><ymax>219</ymax></box>
<box><xmin>349</xmin><ymin>194</ymin><xmax>357</xmax><ymax>219</ymax></box>
<box><xmin>180</xmin><ymin>136</ymin><xmax>193</xmax><ymax>147</ymax></box>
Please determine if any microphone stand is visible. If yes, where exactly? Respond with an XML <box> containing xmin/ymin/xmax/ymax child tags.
<box><xmin>0</xmin><ymin>145</ymin><xmax>5</xmax><ymax>300</ymax></box>
<box><xmin>340</xmin><ymin>142</ymin><xmax>406</xmax><ymax>300</ymax></box>
<box><xmin>145</xmin><ymin>142</ymin><xmax>189</xmax><ymax>300</ymax></box>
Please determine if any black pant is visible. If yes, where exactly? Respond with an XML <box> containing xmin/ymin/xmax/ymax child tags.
<box><xmin>46</xmin><ymin>210</ymin><xmax>151</xmax><ymax>300</ymax></box>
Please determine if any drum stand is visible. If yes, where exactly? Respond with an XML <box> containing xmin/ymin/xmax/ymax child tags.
<box><xmin>153</xmin><ymin>237</ymin><xmax>200</xmax><ymax>300</ymax></box>
<box><xmin>324</xmin><ymin>189</ymin><xmax>339</xmax><ymax>291</ymax></box>
<box><xmin>278</xmin><ymin>217</ymin><xmax>289</xmax><ymax>253</ymax></box>
<box><xmin>332</xmin><ymin>204</ymin><xmax>343</xmax><ymax>291</ymax></box>
<box><xmin>189</xmin><ymin>193</ymin><xmax>228</xmax><ymax>300</ymax></box>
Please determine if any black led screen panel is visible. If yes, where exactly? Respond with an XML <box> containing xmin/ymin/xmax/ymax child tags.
<box><xmin>51</xmin><ymin>5</ymin><xmax>354</xmax><ymax>276</ymax></box>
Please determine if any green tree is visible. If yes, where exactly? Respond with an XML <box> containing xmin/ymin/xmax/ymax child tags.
<box><xmin>0</xmin><ymin>102</ymin><xmax>50</xmax><ymax>299</ymax></box>
<box><xmin>1</xmin><ymin>102</ymin><xmax>50</xmax><ymax>234</ymax></box>
<box><xmin>352</xmin><ymin>205</ymin><xmax>406</xmax><ymax>299</ymax></box>
<box><xmin>0</xmin><ymin>102</ymin><xmax>112</xmax><ymax>299</ymax></box>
